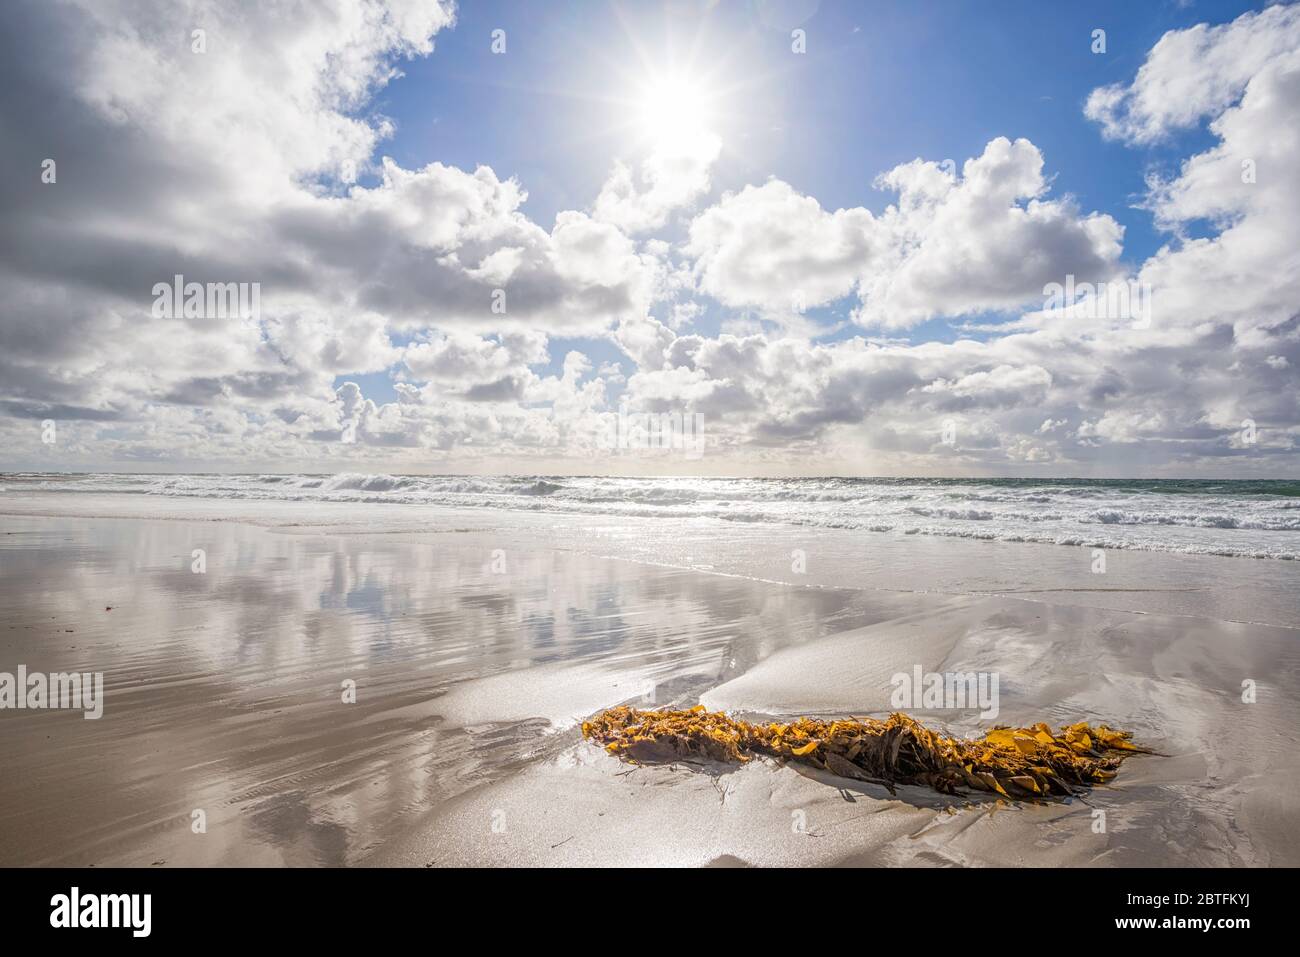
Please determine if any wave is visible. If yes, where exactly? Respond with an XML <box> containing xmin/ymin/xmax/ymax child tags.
<box><xmin>9</xmin><ymin>472</ymin><xmax>1299</xmax><ymax>560</ymax></box>
<box><xmin>1086</xmin><ymin>509</ymin><xmax>1300</xmax><ymax>530</ymax></box>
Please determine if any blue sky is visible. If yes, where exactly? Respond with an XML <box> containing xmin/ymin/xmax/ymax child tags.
<box><xmin>337</xmin><ymin>0</ymin><xmax>1260</xmax><ymax>401</ymax></box>
<box><xmin>378</xmin><ymin>1</ymin><xmax>1251</xmax><ymax>250</ymax></box>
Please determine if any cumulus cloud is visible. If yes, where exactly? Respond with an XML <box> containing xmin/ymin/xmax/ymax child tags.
<box><xmin>0</xmin><ymin>1</ymin><xmax>1295</xmax><ymax>475</ymax></box>
<box><xmin>1114</xmin><ymin>9</ymin><xmax>1300</xmax><ymax>349</ymax></box>
<box><xmin>684</xmin><ymin>138</ymin><xmax>1123</xmax><ymax>328</ymax></box>
<box><xmin>687</xmin><ymin>179</ymin><xmax>877</xmax><ymax>314</ymax></box>
<box><xmin>593</xmin><ymin>134</ymin><xmax>722</xmax><ymax>234</ymax></box>
<box><xmin>857</xmin><ymin>138</ymin><xmax>1125</xmax><ymax>327</ymax></box>
<box><xmin>272</xmin><ymin>161</ymin><xmax>659</xmax><ymax>333</ymax></box>
<box><xmin>0</xmin><ymin>0</ymin><xmax>652</xmax><ymax>456</ymax></box>
<box><xmin>1085</xmin><ymin>4</ymin><xmax>1300</xmax><ymax>144</ymax></box>
<box><xmin>920</xmin><ymin>364</ymin><xmax>1053</xmax><ymax>411</ymax></box>
<box><xmin>403</xmin><ymin>331</ymin><xmax>548</xmax><ymax>401</ymax></box>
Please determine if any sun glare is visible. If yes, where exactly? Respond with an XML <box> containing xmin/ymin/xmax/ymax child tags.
<box><xmin>634</xmin><ymin>72</ymin><xmax>716</xmax><ymax>154</ymax></box>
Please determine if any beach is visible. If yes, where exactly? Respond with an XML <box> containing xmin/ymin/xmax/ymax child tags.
<box><xmin>1</xmin><ymin>477</ymin><xmax>1297</xmax><ymax>866</ymax></box>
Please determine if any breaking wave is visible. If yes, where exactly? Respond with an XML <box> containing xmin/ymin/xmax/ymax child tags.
<box><xmin>8</xmin><ymin>473</ymin><xmax>1300</xmax><ymax>560</ymax></box>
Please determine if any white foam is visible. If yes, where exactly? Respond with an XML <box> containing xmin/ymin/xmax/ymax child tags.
<box><xmin>12</xmin><ymin>472</ymin><xmax>1299</xmax><ymax>560</ymax></box>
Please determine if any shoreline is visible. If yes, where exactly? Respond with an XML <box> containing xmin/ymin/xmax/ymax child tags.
<box><xmin>3</xmin><ymin>490</ymin><xmax>1297</xmax><ymax>629</ymax></box>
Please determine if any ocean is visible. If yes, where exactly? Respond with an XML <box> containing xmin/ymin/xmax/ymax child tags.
<box><xmin>6</xmin><ymin>473</ymin><xmax>1299</xmax><ymax>560</ymax></box>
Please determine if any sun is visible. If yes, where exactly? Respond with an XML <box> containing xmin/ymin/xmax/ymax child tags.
<box><xmin>634</xmin><ymin>72</ymin><xmax>717</xmax><ymax>155</ymax></box>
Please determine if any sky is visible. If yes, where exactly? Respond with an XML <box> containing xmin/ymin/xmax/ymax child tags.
<box><xmin>1</xmin><ymin>0</ymin><xmax>1297</xmax><ymax>476</ymax></box>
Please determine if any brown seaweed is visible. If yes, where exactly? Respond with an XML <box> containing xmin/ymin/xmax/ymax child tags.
<box><xmin>582</xmin><ymin>705</ymin><xmax>1149</xmax><ymax>799</ymax></box>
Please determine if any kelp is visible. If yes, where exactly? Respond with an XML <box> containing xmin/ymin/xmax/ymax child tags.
<box><xmin>582</xmin><ymin>705</ymin><xmax>1149</xmax><ymax>799</ymax></box>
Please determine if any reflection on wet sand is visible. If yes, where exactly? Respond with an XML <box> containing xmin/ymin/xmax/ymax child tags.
<box><xmin>0</xmin><ymin>516</ymin><xmax>892</xmax><ymax>865</ymax></box>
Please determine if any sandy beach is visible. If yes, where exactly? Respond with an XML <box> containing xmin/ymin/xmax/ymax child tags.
<box><xmin>2</xmin><ymin>484</ymin><xmax>1297</xmax><ymax>867</ymax></box>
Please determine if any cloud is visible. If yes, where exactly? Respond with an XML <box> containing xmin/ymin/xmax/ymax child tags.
<box><xmin>0</xmin><ymin>0</ymin><xmax>651</xmax><ymax>449</ymax></box>
<box><xmin>0</xmin><ymin>1</ymin><xmax>1295</xmax><ymax>475</ymax></box>
<box><xmin>857</xmin><ymin>138</ymin><xmax>1125</xmax><ymax>327</ymax></box>
<box><xmin>593</xmin><ymin>134</ymin><xmax>722</xmax><ymax>233</ymax></box>
<box><xmin>683</xmin><ymin>138</ymin><xmax>1123</xmax><ymax>328</ymax></box>
<box><xmin>920</xmin><ymin>364</ymin><xmax>1053</xmax><ymax>411</ymax></box>
<box><xmin>1084</xmin><ymin>4</ymin><xmax>1300</xmax><ymax>144</ymax></box>
<box><xmin>687</xmin><ymin>179</ymin><xmax>877</xmax><ymax>315</ymax></box>
<box><xmin>403</xmin><ymin>331</ymin><xmax>548</xmax><ymax>401</ymax></box>
<box><xmin>1106</xmin><ymin>10</ymin><xmax>1300</xmax><ymax>346</ymax></box>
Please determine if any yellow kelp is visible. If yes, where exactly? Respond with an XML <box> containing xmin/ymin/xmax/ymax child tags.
<box><xmin>582</xmin><ymin>705</ymin><xmax>1149</xmax><ymax>799</ymax></box>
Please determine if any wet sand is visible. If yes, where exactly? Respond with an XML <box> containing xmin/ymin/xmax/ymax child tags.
<box><xmin>0</xmin><ymin>511</ymin><xmax>894</xmax><ymax>865</ymax></box>
<box><xmin>369</xmin><ymin>595</ymin><xmax>1299</xmax><ymax>867</ymax></box>
<box><xmin>1</xmin><ymin>495</ymin><xmax>1297</xmax><ymax>866</ymax></box>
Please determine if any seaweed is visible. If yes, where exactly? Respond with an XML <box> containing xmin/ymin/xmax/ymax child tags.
<box><xmin>582</xmin><ymin>705</ymin><xmax>1150</xmax><ymax>799</ymax></box>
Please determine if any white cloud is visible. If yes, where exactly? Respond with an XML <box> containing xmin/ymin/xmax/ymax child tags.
<box><xmin>74</xmin><ymin>0</ymin><xmax>456</xmax><ymax>197</ymax></box>
<box><xmin>403</xmin><ymin>331</ymin><xmax>548</xmax><ymax>401</ymax></box>
<box><xmin>686</xmin><ymin>179</ymin><xmax>877</xmax><ymax>314</ymax></box>
<box><xmin>858</xmin><ymin>138</ymin><xmax>1125</xmax><ymax>327</ymax></box>
<box><xmin>0</xmin><ymin>1</ymin><xmax>1295</xmax><ymax>475</ymax></box>
<box><xmin>683</xmin><ymin>138</ymin><xmax>1123</xmax><ymax>329</ymax></box>
<box><xmin>919</xmin><ymin>364</ymin><xmax>1053</xmax><ymax>409</ymax></box>
<box><xmin>593</xmin><ymin>134</ymin><xmax>722</xmax><ymax>234</ymax></box>
<box><xmin>0</xmin><ymin>0</ymin><xmax>657</xmax><ymax>448</ymax></box>
<box><xmin>1085</xmin><ymin>4</ymin><xmax>1300</xmax><ymax>144</ymax></box>
<box><xmin>1112</xmin><ymin>11</ymin><xmax>1300</xmax><ymax>343</ymax></box>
